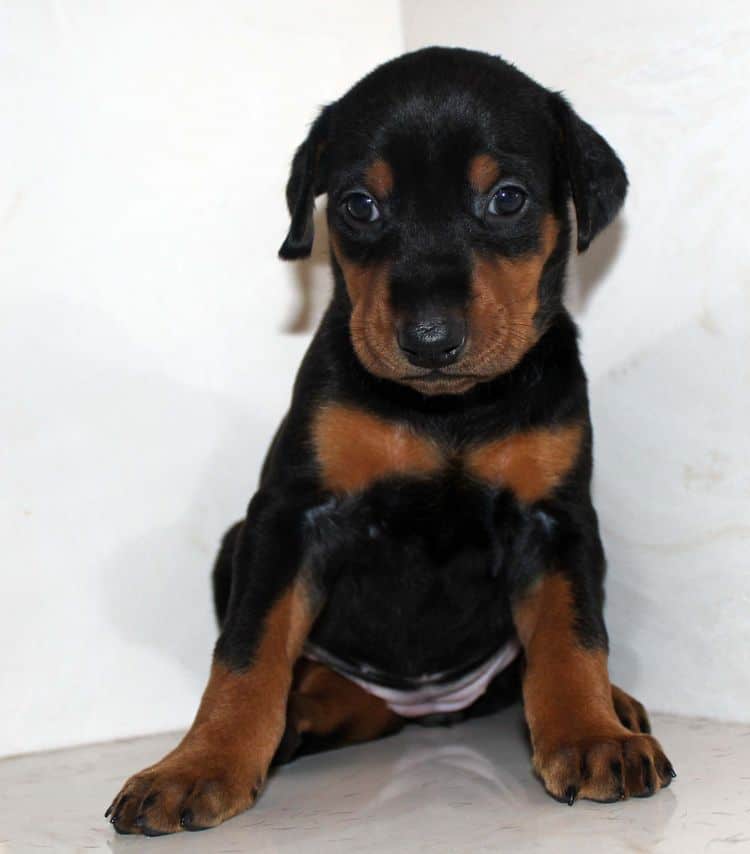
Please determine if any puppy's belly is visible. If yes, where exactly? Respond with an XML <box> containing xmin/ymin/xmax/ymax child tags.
<box><xmin>306</xmin><ymin>477</ymin><xmax>519</xmax><ymax>683</ymax></box>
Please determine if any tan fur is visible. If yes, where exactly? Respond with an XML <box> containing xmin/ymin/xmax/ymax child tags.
<box><xmin>468</xmin><ymin>153</ymin><xmax>501</xmax><ymax>192</ymax></box>
<box><xmin>330</xmin><ymin>234</ymin><xmax>401</xmax><ymax>382</ymax></box>
<box><xmin>287</xmin><ymin>660</ymin><xmax>403</xmax><ymax>746</ymax></box>
<box><xmin>312</xmin><ymin>403</ymin><xmax>443</xmax><ymax>494</ymax></box>
<box><xmin>107</xmin><ymin>578</ymin><xmax>316</xmax><ymax>832</ymax></box>
<box><xmin>611</xmin><ymin>684</ymin><xmax>651</xmax><ymax>733</ymax></box>
<box><xmin>189</xmin><ymin>579</ymin><xmax>314</xmax><ymax>762</ymax></box>
<box><xmin>466</xmin><ymin>213</ymin><xmax>560</xmax><ymax>377</ymax></box>
<box><xmin>465</xmin><ymin>422</ymin><xmax>583</xmax><ymax>503</ymax></box>
<box><xmin>514</xmin><ymin>574</ymin><xmax>620</xmax><ymax>751</ymax></box>
<box><xmin>331</xmin><ymin>206</ymin><xmax>560</xmax><ymax>395</ymax></box>
<box><xmin>513</xmin><ymin>573</ymin><xmax>670</xmax><ymax>802</ymax></box>
<box><xmin>364</xmin><ymin>158</ymin><xmax>394</xmax><ymax>198</ymax></box>
<box><xmin>314</xmin><ymin>403</ymin><xmax>583</xmax><ymax>500</ymax></box>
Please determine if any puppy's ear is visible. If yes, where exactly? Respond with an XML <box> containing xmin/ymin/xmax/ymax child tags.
<box><xmin>278</xmin><ymin>106</ymin><xmax>331</xmax><ymax>260</ymax></box>
<box><xmin>551</xmin><ymin>94</ymin><xmax>628</xmax><ymax>252</ymax></box>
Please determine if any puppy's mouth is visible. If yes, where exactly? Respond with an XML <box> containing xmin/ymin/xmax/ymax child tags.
<box><xmin>402</xmin><ymin>370</ymin><xmax>478</xmax><ymax>382</ymax></box>
<box><xmin>399</xmin><ymin>370</ymin><xmax>481</xmax><ymax>395</ymax></box>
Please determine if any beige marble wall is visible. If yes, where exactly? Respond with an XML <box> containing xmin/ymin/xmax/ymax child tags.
<box><xmin>1</xmin><ymin>0</ymin><xmax>746</xmax><ymax>759</ymax></box>
<box><xmin>0</xmin><ymin>1</ymin><xmax>403</xmax><ymax>756</ymax></box>
<box><xmin>402</xmin><ymin>0</ymin><xmax>750</xmax><ymax>721</ymax></box>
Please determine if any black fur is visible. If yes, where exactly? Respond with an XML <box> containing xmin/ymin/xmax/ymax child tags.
<box><xmin>550</xmin><ymin>93</ymin><xmax>628</xmax><ymax>251</ymax></box>
<box><xmin>214</xmin><ymin>47</ymin><xmax>623</xmax><ymax>699</ymax></box>
<box><xmin>278</xmin><ymin>107</ymin><xmax>332</xmax><ymax>260</ymax></box>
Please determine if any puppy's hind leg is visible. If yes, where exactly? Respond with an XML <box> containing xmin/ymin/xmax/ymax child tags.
<box><xmin>274</xmin><ymin>660</ymin><xmax>404</xmax><ymax>764</ymax></box>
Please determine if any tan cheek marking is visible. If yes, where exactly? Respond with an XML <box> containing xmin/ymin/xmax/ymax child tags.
<box><xmin>468</xmin><ymin>153</ymin><xmax>501</xmax><ymax>192</ymax></box>
<box><xmin>330</xmin><ymin>234</ymin><xmax>401</xmax><ymax>380</ymax></box>
<box><xmin>467</xmin><ymin>214</ymin><xmax>560</xmax><ymax>374</ymax></box>
<box><xmin>465</xmin><ymin>423</ymin><xmax>583</xmax><ymax>503</ymax></box>
<box><xmin>513</xmin><ymin>573</ymin><xmax>621</xmax><ymax>757</ymax></box>
<box><xmin>312</xmin><ymin>404</ymin><xmax>444</xmax><ymax>494</ymax></box>
<box><xmin>330</xmin><ymin>233</ymin><xmax>385</xmax><ymax>305</ymax></box>
<box><xmin>364</xmin><ymin>158</ymin><xmax>394</xmax><ymax>198</ymax></box>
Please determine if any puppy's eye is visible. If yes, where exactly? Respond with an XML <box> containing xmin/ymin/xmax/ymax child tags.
<box><xmin>342</xmin><ymin>192</ymin><xmax>380</xmax><ymax>224</ymax></box>
<box><xmin>487</xmin><ymin>184</ymin><xmax>527</xmax><ymax>217</ymax></box>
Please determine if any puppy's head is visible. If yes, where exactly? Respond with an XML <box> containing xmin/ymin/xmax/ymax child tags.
<box><xmin>280</xmin><ymin>47</ymin><xmax>627</xmax><ymax>395</ymax></box>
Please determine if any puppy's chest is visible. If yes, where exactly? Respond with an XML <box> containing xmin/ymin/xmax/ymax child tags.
<box><xmin>312</xmin><ymin>403</ymin><xmax>582</xmax><ymax>504</ymax></box>
<box><xmin>307</xmin><ymin>404</ymin><xmax>574</xmax><ymax>677</ymax></box>
<box><xmin>307</xmin><ymin>470</ymin><xmax>517</xmax><ymax>678</ymax></box>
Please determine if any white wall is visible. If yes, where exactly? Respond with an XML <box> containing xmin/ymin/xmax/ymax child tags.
<box><xmin>1</xmin><ymin>1</ymin><xmax>747</xmax><ymax>759</ymax></box>
<box><xmin>403</xmin><ymin>1</ymin><xmax>750</xmax><ymax>721</ymax></box>
<box><xmin>0</xmin><ymin>1</ymin><xmax>402</xmax><ymax>756</ymax></box>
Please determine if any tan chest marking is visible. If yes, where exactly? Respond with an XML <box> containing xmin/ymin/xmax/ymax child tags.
<box><xmin>312</xmin><ymin>404</ymin><xmax>444</xmax><ymax>494</ymax></box>
<box><xmin>314</xmin><ymin>405</ymin><xmax>582</xmax><ymax>501</ymax></box>
<box><xmin>465</xmin><ymin>423</ymin><xmax>584</xmax><ymax>503</ymax></box>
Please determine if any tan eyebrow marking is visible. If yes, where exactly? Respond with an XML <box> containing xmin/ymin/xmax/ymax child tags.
<box><xmin>468</xmin><ymin>153</ymin><xmax>501</xmax><ymax>193</ymax></box>
<box><xmin>364</xmin><ymin>158</ymin><xmax>394</xmax><ymax>198</ymax></box>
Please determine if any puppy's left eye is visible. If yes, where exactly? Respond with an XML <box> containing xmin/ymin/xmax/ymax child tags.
<box><xmin>487</xmin><ymin>184</ymin><xmax>527</xmax><ymax>217</ymax></box>
<box><xmin>342</xmin><ymin>192</ymin><xmax>381</xmax><ymax>224</ymax></box>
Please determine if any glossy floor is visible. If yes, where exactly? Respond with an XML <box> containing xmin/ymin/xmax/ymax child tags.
<box><xmin>1</xmin><ymin>708</ymin><xmax>748</xmax><ymax>853</ymax></box>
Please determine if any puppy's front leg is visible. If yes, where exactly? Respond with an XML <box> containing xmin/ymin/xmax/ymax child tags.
<box><xmin>513</xmin><ymin>567</ymin><xmax>675</xmax><ymax>804</ymax></box>
<box><xmin>107</xmin><ymin>489</ymin><xmax>324</xmax><ymax>835</ymax></box>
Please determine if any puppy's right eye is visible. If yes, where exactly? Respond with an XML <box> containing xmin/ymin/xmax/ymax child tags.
<box><xmin>342</xmin><ymin>192</ymin><xmax>380</xmax><ymax>224</ymax></box>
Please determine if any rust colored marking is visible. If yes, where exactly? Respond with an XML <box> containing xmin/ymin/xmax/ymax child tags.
<box><xmin>285</xmin><ymin>660</ymin><xmax>403</xmax><ymax>752</ymax></box>
<box><xmin>468</xmin><ymin>153</ymin><xmax>501</xmax><ymax>192</ymax></box>
<box><xmin>364</xmin><ymin>158</ymin><xmax>394</xmax><ymax>198</ymax></box>
<box><xmin>513</xmin><ymin>573</ymin><xmax>627</xmax><ymax>794</ymax></box>
<box><xmin>510</xmin><ymin>574</ymin><xmax>672</xmax><ymax>803</ymax></box>
<box><xmin>330</xmin><ymin>233</ymin><xmax>401</xmax><ymax>381</ymax></box>
<box><xmin>466</xmin><ymin>214</ymin><xmax>560</xmax><ymax>377</ymax></box>
<box><xmin>465</xmin><ymin>422</ymin><xmax>583</xmax><ymax>503</ymax></box>
<box><xmin>332</xmin><ymin>208</ymin><xmax>560</xmax><ymax>392</ymax></box>
<box><xmin>107</xmin><ymin>579</ymin><xmax>316</xmax><ymax>832</ymax></box>
<box><xmin>176</xmin><ymin>578</ymin><xmax>315</xmax><ymax>775</ymax></box>
<box><xmin>611</xmin><ymin>684</ymin><xmax>651</xmax><ymax>734</ymax></box>
<box><xmin>313</xmin><ymin>403</ymin><xmax>444</xmax><ymax>494</ymax></box>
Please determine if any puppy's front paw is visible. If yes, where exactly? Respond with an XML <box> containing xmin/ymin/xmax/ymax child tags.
<box><xmin>534</xmin><ymin>730</ymin><xmax>675</xmax><ymax>804</ymax></box>
<box><xmin>105</xmin><ymin>754</ymin><xmax>263</xmax><ymax>835</ymax></box>
<box><xmin>611</xmin><ymin>684</ymin><xmax>651</xmax><ymax>734</ymax></box>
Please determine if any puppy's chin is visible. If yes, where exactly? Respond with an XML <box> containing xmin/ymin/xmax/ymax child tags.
<box><xmin>354</xmin><ymin>347</ymin><xmax>482</xmax><ymax>395</ymax></box>
<box><xmin>399</xmin><ymin>373</ymin><xmax>480</xmax><ymax>396</ymax></box>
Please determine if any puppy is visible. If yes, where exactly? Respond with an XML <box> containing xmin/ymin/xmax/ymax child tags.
<box><xmin>107</xmin><ymin>47</ymin><xmax>674</xmax><ymax>836</ymax></box>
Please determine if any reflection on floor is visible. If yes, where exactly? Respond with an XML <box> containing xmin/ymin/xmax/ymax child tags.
<box><xmin>1</xmin><ymin>707</ymin><xmax>748</xmax><ymax>853</ymax></box>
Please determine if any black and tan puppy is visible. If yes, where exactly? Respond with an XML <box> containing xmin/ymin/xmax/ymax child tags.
<box><xmin>107</xmin><ymin>47</ymin><xmax>674</xmax><ymax>835</ymax></box>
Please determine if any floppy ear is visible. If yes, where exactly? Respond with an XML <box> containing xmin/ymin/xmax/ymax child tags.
<box><xmin>551</xmin><ymin>93</ymin><xmax>628</xmax><ymax>253</ymax></box>
<box><xmin>278</xmin><ymin>106</ymin><xmax>331</xmax><ymax>260</ymax></box>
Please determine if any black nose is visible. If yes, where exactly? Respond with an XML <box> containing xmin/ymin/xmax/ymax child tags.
<box><xmin>397</xmin><ymin>314</ymin><xmax>467</xmax><ymax>369</ymax></box>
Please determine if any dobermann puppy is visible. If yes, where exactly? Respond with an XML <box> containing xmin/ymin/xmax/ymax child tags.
<box><xmin>107</xmin><ymin>47</ymin><xmax>674</xmax><ymax>835</ymax></box>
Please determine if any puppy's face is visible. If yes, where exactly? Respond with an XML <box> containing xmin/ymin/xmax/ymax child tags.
<box><xmin>326</xmin><ymin>86</ymin><xmax>565</xmax><ymax>396</ymax></box>
<box><xmin>281</xmin><ymin>49</ymin><xmax>627</xmax><ymax>395</ymax></box>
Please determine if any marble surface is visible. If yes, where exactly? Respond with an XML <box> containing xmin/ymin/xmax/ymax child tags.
<box><xmin>0</xmin><ymin>1</ymin><xmax>400</xmax><ymax>758</ymax></box>
<box><xmin>1</xmin><ymin>709</ymin><xmax>748</xmax><ymax>853</ymax></box>
<box><xmin>402</xmin><ymin>0</ymin><xmax>750</xmax><ymax>728</ymax></box>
